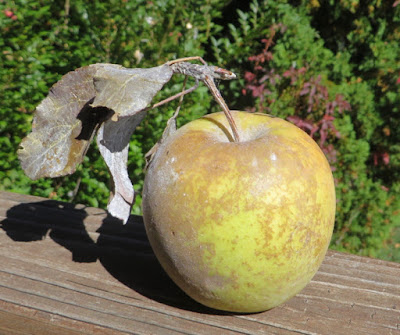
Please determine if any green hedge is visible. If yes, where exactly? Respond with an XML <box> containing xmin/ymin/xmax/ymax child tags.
<box><xmin>1</xmin><ymin>0</ymin><xmax>399</xmax><ymax>261</ymax></box>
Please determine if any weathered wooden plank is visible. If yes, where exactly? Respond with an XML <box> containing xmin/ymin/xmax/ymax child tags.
<box><xmin>0</xmin><ymin>309</ymin><xmax>86</xmax><ymax>335</ymax></box>
<box><xmin>1</xmin><ymin>191</ymin><xmax>399</xmax><ymax>334</ymax></box>
<box><xmin>0</xmin><ymin>302</ymin><xmax>128</xmax><ymax>335</ymax></box>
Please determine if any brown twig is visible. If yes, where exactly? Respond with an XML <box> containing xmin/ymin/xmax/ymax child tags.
<box><xmin>145</xmin><ymin>57</ymin><xmax>240</xmax><ymax>142</ymax></box>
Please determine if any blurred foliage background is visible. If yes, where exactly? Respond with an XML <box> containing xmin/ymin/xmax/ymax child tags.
<box><xmin>1</xmin><ymin>0</ymin><xmax>399</xmax><ymax>261</ymax></box>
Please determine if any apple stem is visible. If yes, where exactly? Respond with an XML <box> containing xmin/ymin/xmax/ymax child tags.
<box><xmin>203</xmin><ymin>76</ymin><xmax>240</xmax><ymax>142</ymax></box>
<box><xmin>147</xmin><ymin>57</ymin><xmax>241</xmax><ymax>142</ymax></box>
<box><xmin>168</xmin><ymin>58</ymin><xmax>240</xmax><ymax>142</ymax></box>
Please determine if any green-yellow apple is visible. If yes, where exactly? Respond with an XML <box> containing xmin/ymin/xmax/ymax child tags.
<box><xmin>142</xmin><ymin>111</ymin><xmax>335</xmax><ymax>313</ymax></box>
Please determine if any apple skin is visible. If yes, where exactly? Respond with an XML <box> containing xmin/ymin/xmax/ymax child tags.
<box><xmin>142</xmin><ymin>111</ymin><xmax>335</xmax><ymax>313</ymax></box>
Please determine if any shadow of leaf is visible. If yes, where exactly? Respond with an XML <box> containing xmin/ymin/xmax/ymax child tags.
<box><xmin>1</xmin><ymin>200</ymin><xmax>97</xmax><ymax>262</ymax></box>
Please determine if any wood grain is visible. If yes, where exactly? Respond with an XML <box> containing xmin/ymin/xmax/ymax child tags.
<box><xmin>0</xmin><ymin>191</ymin><xmax>399</xmax><ymax>334</ymax></box>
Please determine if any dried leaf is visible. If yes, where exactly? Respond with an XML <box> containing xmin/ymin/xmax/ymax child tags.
<box><xmin>18</xmin><ymin>63</ymin><xmax>173</xmax><ymax>182</ymax></box>
<box><xmin>18</xmin><ymin>64</ymin><xmax>118</xmax><ymax>179</ymax></box>
<box><xmin>91</xmin><ymin>64</ymin><xmax>173</xmax><ymax>118</ymax></box>
<box><xmin>90</xmin><ymin>64</ymin><xmax>174</xmax><ymax>222</ymax></box>
<box><xmin>97</xmin><ymin>113</ymin><xmax>147</xmax><ymax>223</ymax></box>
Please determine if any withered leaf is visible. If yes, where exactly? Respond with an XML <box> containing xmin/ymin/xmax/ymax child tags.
<box><xmin>97</xmin><ymin>113</ymin><xmax>147</xmax><ymax>223</ymax></box>
<box><xmin>90</xmin><ymin>63</ymin><xmax>174</xmax><ymax>223</ymax></box>
<box><xmin>91</xmin><ymin>64</ymin><xmax>173</xmax><ymax>118</ymax></box>
<box><xmin>18</xmin><ymin>64</ymin><xmax>117</xmax><ymax>179</ymax></box>
<box><xmin>18</xmin><ymin>63</ymin><xmax>173</xmax><ymax>181</ymax></box>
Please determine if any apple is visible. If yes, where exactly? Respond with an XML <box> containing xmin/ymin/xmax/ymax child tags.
<box><xmin>142</xmin><ymin>111</ymin><xmax>335</xmax><ymax>313</ymax></box>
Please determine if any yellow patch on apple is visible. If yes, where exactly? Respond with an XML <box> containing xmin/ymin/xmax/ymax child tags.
<box><xmin>142</xmin><ymin>111</ymin><xmax>336</xmax><ymax>313</ymax></box>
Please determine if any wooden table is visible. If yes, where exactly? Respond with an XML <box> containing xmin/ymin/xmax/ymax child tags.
<box><xmin>0</xmin><ymin>191</ymin><xmax>399</xmax><ymax>334</ymax></box>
